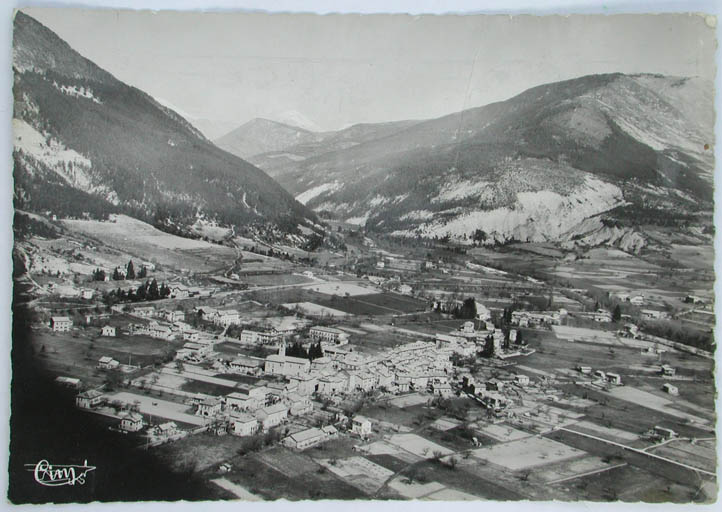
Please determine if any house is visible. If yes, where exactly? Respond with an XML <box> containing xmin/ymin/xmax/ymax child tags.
<box><xmin>133</xmin><ymin>306</ymin><xmax>156</xmax><ymax>318</ymax></box>
<box><xmin>170</xmin><ymin>286</ymin><xmax>190</xmax><ymax>299</ymax></box>
<box><xmin>284</xmin><ymin>427</ymin><xmax>325</xmax><ymax>450</ymax></box>
<box><xmin>241</xmin><ymin>329</ymin><xmax>281</xmax><ymax>345</ymax></box>
<box><xmin>514</xmin><ymin>374</ymin><xmax>530</xmax><ymax>386</ymax></box>
<box><xmin>662</xmin><ymin>383</ymin><xmax>679</xmax><ymax>396</ymax></box>
<box><xmin>288</xmin><ymin>374</ymin><xmax>319</xmax><ymax>396</ymax></box>
<box><xmin>593</xmin><ymin>309</ymin><xmax>612</xmax><ymax>323</ymax></box>
<box><xmin>229</xmin><ymin>412</ymin><xmax>260</xmax><ymax>436</ymax></box>
<box><xmin>166</xmin><ymin>310</ymin><xmax>185</xmax><ymax>323</ymax></box>
<box><xmin>317</xmin><ymin>374</ymin><xmax>347</xmax><ymax>395</ymax></box>
<box><xmin>178</xmin><ymin>342</ymin><xmax>212</xmax><ymax>361</ymax></box>
<box><xmin>75</xmin><ymin>389</ymin><xmax>104</xmax><ymax>409</ymax></box>
<box><xmin>641</xmin><ymin>309</ymin><xmax>669</xmax><ymax>320</ymax></box>
<box><xmin>486</xmin><ymin>378</ymin><xmax>504</xmax><ymax>391</ymax></box>
<box><xmin>653</xmin><ymin>426</ymin><xmax>678</xmax><ymax>440</ymax></box>
<box><xmin>431</xmin><ymin>382</ymin><xmax>453</xmax><ymax>398</ymax></box>
<box><xmin>55</xmin><ymin>376</ymin><xmax>82</xmax><ymax>389</ymax></box>
<box><xmin>286</xmin><ymin>393</ymin><xmax>313</xmax><ymax>416</ymax></box>
<box><xmin>309</xmin><ymin>326</ymin><xmax>349</xmax><ymax>345</ymax></box>
<box><xmin>322</xmin><ymin>345</ymin><xmax>353</xmax><ymax>361</ymax></box>
<box><xmin>50</xmin><ymin>316</ymin><xmax>73</xmax><ymax>332</ymax></box>
<box><xmin>148</xmin><ymin>323</ymin><xmax>174</xmax><ymax>341</ymax></box>
<box><xmin>155</xmin><ymin>422</ymin><xmax>180</xmax><ymax>437</ymax></box>
<box><xmin>352</xmin><ymin>371</ymin><xmax>377</xmax><ymax>392</ymax></box>
<box><xmin>196</xmin><ymin>397</ymin><xmax>222</xmax><ymax>417</ymax></box>
<box><xmin>97</xmin><ymin>356</ymin><xmax>120</xmax><ymax>370</ymax></box>
<box><xmin>256</xmin><ymin>403</ymin><xmax>288</xmax><ymax>430</ymax></box>
<box><xmin>322</xmin><ymin>425</ymin><xmax>338</xmax><ymax>439</ymax></box>
<box><xmin>661</xmin><ymin>365</ymin><xmax>676</xmax><ymax>377</ymax></box>
<box><xmin>629</xmin><ymin>295</ymin><xmax>645</xmax><ymax>306</ymax></box>
<box><xmin>606</xmin><ymin>372</ymin><xmax>622</xmax><ymax>385</ymax></box>
<box><xmin>228</xmin><ymin>355</ymin><xmax>265</xmax><ymax>375</ymax></box>
<box><xmin>226</xmin><ymin>385</ymin><xmax>268</xmax><ymax>412</ymax></box>
<box><xmin>213</xmin><ymin>309</ymin><xmax>240</xmax><ymax>327</ymax></box>
<box><xmin>101</xmin><ymin>325</ymin><xmax>116</xmax><ymax>337</ymax></box>
<box><xmin>81</xmin><ymin>289</ymin><xmax>94</xmax><ymax>300</ymax></box>
<box><xmin>577</xmin><ymin>366</ymin><xmax>593</xmax><ymax>374</ymax></box>
<box><xmin>120</xmin><ymin>412</ymin><xmax>144</xmax><ymax>432</ymax></box>
<box><xmin>350</xmin><ymin>415</ymin><xmax>372</xmax><ymax>436</ymax></box>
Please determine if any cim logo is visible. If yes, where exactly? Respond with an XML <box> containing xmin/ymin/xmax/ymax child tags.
<box><xmin>25</xmin><ymin>460</ymin><xmax>96</xmax><ymax>487</ymax></box>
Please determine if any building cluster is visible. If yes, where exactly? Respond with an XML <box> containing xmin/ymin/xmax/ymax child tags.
<box><xmin>511</xmin><ymin>309</ymin><xmax>567</xmax><ymax>327</ymax></box>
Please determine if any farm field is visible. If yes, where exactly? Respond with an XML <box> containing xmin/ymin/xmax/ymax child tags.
<box><xmin>470</xmin><ymin>436</ymin><xmax>585</xmax><ymax>471</ymax></box>
<box><xmin>648</xmin><ymin>439</ymin><xmax>717</xmax><ymax>473</ymax></box>
<box><xmin>106</xmin><ymin>391</ymin><xmax>203</xmax><ymax>426</ymax></box>
<box><xmin>63</xmin><ymin>215</ymin><xmax>239</xmax><ymax>272</ymax></box>
<box><xmin>304</xmin><ymin>281</ymin><xmax>381</xmax><ymax>296</ymax></box>
<box><xmin>282</xmin><ymin>302</ymin><xmax>350</xmax><ymax>317</ymax></box>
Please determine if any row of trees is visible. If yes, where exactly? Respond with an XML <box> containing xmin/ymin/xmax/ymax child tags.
<box><xmin>102</xmin><ymin>278</ymin><xmax>171</xmax><ymax>305</ymax></box>
<box><xmin>92</xmin><ymin>260</ymin><xmax>148</xmax><ymax>282</ymax></box>
<box><xmin>285</xmin><ymin>341</ymin><xmax>324</xmax><ymax>361</ymax></box>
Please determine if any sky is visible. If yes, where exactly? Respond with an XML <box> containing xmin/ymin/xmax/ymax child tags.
<box><xmin>21</xmin><ymin>8</ymin><xmax>718</xmax><ymax>138</ymax></box>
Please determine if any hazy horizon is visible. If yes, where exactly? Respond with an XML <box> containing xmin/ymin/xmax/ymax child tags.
<box><xmin>21</xmin><ymin>9</ymin><xmax>717</xmax><ymax>138</ymax></box>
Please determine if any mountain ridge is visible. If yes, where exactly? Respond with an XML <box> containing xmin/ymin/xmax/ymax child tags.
<box><xmin>248</xmin><ymin>72</ymin><xmax>714</xmax><ymax>251</ymax></box>
<box><xmin>12</xmin><ymin>11</ymin><xmax>320</xmax><ymax>242</ymax></box>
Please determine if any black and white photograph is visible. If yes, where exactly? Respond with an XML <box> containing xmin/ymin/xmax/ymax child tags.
<box><xmin>5</xmin><ymin>3</ymin><xmax>719</xmax><ymax>505</ymax></box>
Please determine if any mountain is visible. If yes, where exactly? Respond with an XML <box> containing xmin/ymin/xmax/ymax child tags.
<box><xmin>12</xmin><ymin>11</ymin><xmax>320</xmax><ymax>240</ymax></box>
<box><xmin>215</xmin><ymin>118</ymin><xmax>324</xmax><ymax>160</ymax></box>
<box><xmin>236</xmin><ymin>119</ymin><xmax>423</xmax><ymax>178</ymax></box>
<box><xmin>215</xmin><ymin>117</ymin><xmax>421</xmax><ymax>168</ymax></box>
<box><xmin>260</xmin><ymin>73</ymin><xmax>714</xmax><ymax>250</ymax></box>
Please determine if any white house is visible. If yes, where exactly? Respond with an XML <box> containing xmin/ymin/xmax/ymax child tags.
<box><xmin>663</xmin><ymin>383</ymin><xmax>679</xmax><ymax>396</ymax></box>
<box><xmin>230</xmin><ymin>412</ymin><xmax>260</xmax><ymax>436</ymax></box>
<box><xmin>285</xmin><ymin>392</ymin><xmax>313</xmax><ymax>416</ymax></box>
<box><xmin>120</xmin><ymin>412</ymin><xmax>144</xmax><ymax>432</ymax></box>
<box><xmin>241</xmin><ymin>329</ymin><xmax>281</xmax><ymax>344</ymax></box>
<box><xmin>166</xmin><ymin>310</ymin><xmax>185</xmax><ymax>323</ymax></box>
<box><xmin>214</xmin><ymin>310</ymin><xmax>240</xmax><ymax>327</ymax></box>
<box><xmin>97</xmin><ymin>356</ymin><xmax>120</xmax><ymax>370</ymax></box>
<box><xmin>101</xmin><ymin>325</ymin><xmax>116</xmax><ymax>337</ymax></box>
<box><xmin>284</xmin><ymin>427</ymin><xmax>325</xmax><ymax>450</ymax></box>
<box><xmin>133</xmin><ymin>306</ymin><xmax>156</xmax><ymax>318</ymax></box>
<box><xmin>514</xmin><ymin>374</ymin><xmax>530</xmax><ymax>386</ymax></box>
<box><xmin>350</xmin><ymin>415</ymin><xmax>372</xmax><ymax>436</ymax></box>
<box><xmin>309</xmin><ymin>326</ymin><xmax>349</xmax><ymax>345</ymax></box>
<box><xmin>196</xmin><ymin>397</ymin><xmax>223</xmax><ymax>417</ymax></box>
<box><xmin>76</xmin><ymin>389</ymin><xmax>104</xmax><ymax>409</ymax></box>
<box><xmin>256</xmin><ymin>403</ymin><xmax>288</xmax><ymax>430</ymax></box>
<box><xmin>51</xmin><ymin>316</ymin><xmax>73</xmax><ymax>332</ymax></box>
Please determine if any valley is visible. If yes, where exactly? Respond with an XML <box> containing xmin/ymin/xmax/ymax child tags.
<box><xmin>9</xmin><ymin>9</ymin><xmax>717</xmax><ymax>506</ymax></box>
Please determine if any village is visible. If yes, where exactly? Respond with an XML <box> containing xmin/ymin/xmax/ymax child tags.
<box><xmin>15</xmin><ymin>213</ymin><xmax>717</xmax><ymax>502</ymax></box>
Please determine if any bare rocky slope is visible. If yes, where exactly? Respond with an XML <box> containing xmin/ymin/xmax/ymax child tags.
<box><xmin>242</xmin><ymin>73</ymin><xmax>714</xmax><ymax>252</ymax></box>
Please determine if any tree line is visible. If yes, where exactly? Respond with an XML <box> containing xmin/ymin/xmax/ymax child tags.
<box><xmin>102</xmin><ymin>278</ymin><xmax>171</xmax><ymax>305</ymax></box>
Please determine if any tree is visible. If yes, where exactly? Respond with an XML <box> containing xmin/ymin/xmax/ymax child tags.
<box><xmin>126</xmin><ymin>260</ymin><xmax>136</xmax><ymax>280</ymax></box>
<box><xmin>612</xmin><ymin>305</ymin><xmax>622</xmax><ymax>323</ymax></box>
<box><xmin>472</xmin><ymin>229</ymin><xmax>487</xmax><ymax>244</ymax></box>
<box><xmin>138</xmin><ymin>266</ymin><xmax>147</xmax><ymax>279</ymax></box>
<box><xmin>149</xmin><ymin>279</ymin><xmax>160</xmax><ymax>300</ymax></box>
<box><xmin>480</xmin><ymin>335</ymin><xmax>495</xmax><ymax>358</ymax></box>
<box><xmin>112</xmin><ymin>267</ymin><xmax>122</xmax><ymax>280</ymax></box>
